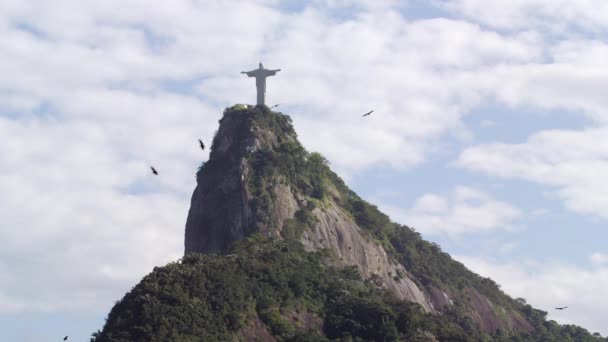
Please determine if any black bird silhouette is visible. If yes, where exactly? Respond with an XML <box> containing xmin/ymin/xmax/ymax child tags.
<box><xmin>555</xmin><ymin>306</ymin><xmax>568</xmax><ymax>310</ymax></box>
<box><xmin>270</xmin><ymin>104</ymin><xmax>280</xmax><ymax>109</ymax></box>
<box><xmin>150</xmin><ymin>166</ymin><xmax>158</xmax><ymax>175</ymax></box>
<box><xmin>362</xmin><ymin>110</ymin><xmax>374</xmax><ymax>117</ymax></box>
<box><xmin>63</xmin><ymin>337</ymin><xmax>68</xmax><ymax>341</ymax></box>
<box><xmin>198</xmin><ymin>139</ymin><xmax>205</xmax><ymax>150</ymax></box>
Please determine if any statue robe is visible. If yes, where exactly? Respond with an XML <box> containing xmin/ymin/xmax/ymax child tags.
<box><xmin>243</xmin><ymin>68</ymin><xmax>279</xmax><ymax>105</ymax></box>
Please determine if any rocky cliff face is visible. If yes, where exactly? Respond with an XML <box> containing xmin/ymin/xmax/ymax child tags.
<box><xmin>300</xmin><ymin>196</ymin><xmax>432</xmax><ymax>311</ymax></box>
<box><xmin>93</xmin><ymin>104</ymin><xmax>602</xmax><ymax>341</ymax></box>
<box><xmin>184</xmin><ymin>105</ymin><xmax>532</xmax><ymax>333</ymax></box>
<box><xmin>185</xmin><ymin>105</ymin><xmax>255</xmax><ymax>254</ymax></box>
<box><xmin>185</xmin><ymin>104</ymin><xmax>300</xmax><ymax>253</ymax></box>
<box><xmin>185</xmin><ymin>105</ymin><xmax>431</xmax><ymax>308</ymax></box>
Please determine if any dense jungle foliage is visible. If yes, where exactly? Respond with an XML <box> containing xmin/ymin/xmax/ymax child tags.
<box><xmin>92</xmin><ymin>236</ymin><xmax>488</xmax><ymax>341</ymax></box>
<box><xmin>93</xmin><ymin>235</ymin><xmax>603</xmax><ymax>342</ymax></box>
<box><xmin>96</xmin><ymin>107</ymin><xmax>604</xmax><ymax>341</ymax></box>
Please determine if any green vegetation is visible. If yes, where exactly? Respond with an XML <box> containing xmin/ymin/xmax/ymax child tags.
<box><xmin>94</xmin><ymin>235</ymin><xmax>492</xmax><ymax>342</ymax></box>
<box><xmin>316</xmin><ymin>157</ymin><xmax>603</xmax><ymax>341</ymax></box>
<box><xmin>95</xmin><ymin>107</ymin><xmax>604</xmax><ymax>341</ymax></box>
<box><xmin>94</xmin><ymin>235</ymin><xmax>602</xmax><ymax>341</ymax></box>
<box><xmin>281</xmin><ymin>208</ymin><xmax>317</xmax><ymax>240</ymax></box>
<box><xmin>239</xmin><ymin>108</ymin><xmax>602</xmax><ymax>341</ymax></box>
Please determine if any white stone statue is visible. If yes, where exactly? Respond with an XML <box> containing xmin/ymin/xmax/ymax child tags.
<box><xmin>241</xmin><ymin>63</ymin><xmax>281</xmax><ymax>106</ymax></box>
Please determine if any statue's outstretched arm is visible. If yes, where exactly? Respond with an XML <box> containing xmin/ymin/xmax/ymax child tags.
<box><xmin>241</xmin><ymin>71</ymin><xmax>255</xmax><ymax>77</ymax></box>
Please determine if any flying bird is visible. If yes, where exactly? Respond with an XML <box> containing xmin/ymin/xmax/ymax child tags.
<box><xmin>555</xmin><ymin>306</ymin><xmax>568</xmax><ymax>310</ymax></box>
<box><xmin>64</xmin><ymin>337</ymin><xmax>68</xmax><ymax>341</ymax></box>
<box><xmin>198</xmin><ymin>139</ymin><xmax>205</xmax><ymax>150</ymax></box>
<box><xmin>150</xmin><ymin>166</ymin><xmax>158</xmax><ymax>175</ymax></box>
<box><xmin>270</xmin><ymin>104</ymin><xmax>280</xmax><ymax>109</ymax></box>
<box><xmin>362</xmin><ymin>110</ymin><xmax>374</xmax><ymax>117</ymax></box>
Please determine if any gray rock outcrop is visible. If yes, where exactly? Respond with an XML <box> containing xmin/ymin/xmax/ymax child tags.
<box><xmin>184</xmin><ymin>105</ymin><xmax>533</xmax><ymax>333</ymax></box>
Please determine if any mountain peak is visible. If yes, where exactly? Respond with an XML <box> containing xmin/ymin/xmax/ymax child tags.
<box><xmin>185</xmin><ymin>104</ymin><xmax>301</xmax><ymax>254</ymax></box>
<box><xmin>185</xmin><ymin>104</ymin><xmax>530</xmax><ymax>331</ymax></box>
<box><xmin>95</xmin><ymin>105</ymin><xmax>603</xmax><ymax>341</ymax></box>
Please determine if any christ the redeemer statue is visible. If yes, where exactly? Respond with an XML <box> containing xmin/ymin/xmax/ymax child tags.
<box><xmin>241</xmin><ymin>63</ymin><xmax>281</xmax><ymax>106</ymax></box>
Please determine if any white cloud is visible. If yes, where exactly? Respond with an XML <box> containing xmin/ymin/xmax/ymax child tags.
<box><xmin>3</xmin><ymin>0</ymin><xmax>527</xmax><ymax>314</ymax></box>
<box><xmin>451</xmin><ymin>38</ymin><xmax>608</xmax><ymax>220</ymax></box>
<box><xmin>529</xmin><ymin>208</ymin><xmax>549</xmax><ymax>217</ymax></box>
<box><xmin>455</xmin><ymin>255</ymin><xmax>608</xmax><ymax>335</ymax></box>
<box><xmin>0</xmin><ymin>0</ymin><xmax>543</xmax><ymax>172</ymax></box>
<box><xmin>0</xmin><ymin>116</ymin><xmax>190</xmax><ymax>313</ymax></box>
<box><xmin>0</xmin><ymin>1</ymin><xmax>604</xmax><ymax>332</ymax></box>
<box><xmin>266</xmin><ymin>14</ymin><xmax>541</xmax><ymax>170</ymax></box>
<box><xmin>499</xmin><ymin>242</ymin><xmax>519</xmax><ymax>254</ymax></box>
<box><xmin>591</xmin><ymin>253</ymin><xmax>608</xmax><ymax>266</ymax></box>
<box><xmin>381</xmin><ymin>186</ymin><xmax>522</xmax><ymax>235</ymax></box>
<box><xmin>441</xmin><ymin>0</ymin><xmax>608</xmax><ymax>32</ymax></box>
<box><xmin>480</xmin><ymin>62</ymin><xmax>608</xmax><ymax>123</ymax></box>
<box><xmin>312</xmin><ymin>0</ymin><xmax>404</xmax><ymax>11</ymax></box>
<box><xmin>456</xmin><ymin>127</ymin><xmax>608</xmax><ymax>218</ymax></box>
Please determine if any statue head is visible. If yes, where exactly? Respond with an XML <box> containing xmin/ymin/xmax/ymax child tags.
<box><xmin>259</xmin><ymin>62</ymin><xmax>264</xmax><ymax>69</ymax></box>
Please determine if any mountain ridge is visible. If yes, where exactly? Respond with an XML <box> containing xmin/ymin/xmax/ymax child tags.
<box><xmin>183</xmin><ymin>104</ymin><xmax>530</xmax><ymax>331</ymax></box>
<box><xmin>94</xmin><ymin>105</ymin><xmax>604</xmax><ymax>341</ymax></box>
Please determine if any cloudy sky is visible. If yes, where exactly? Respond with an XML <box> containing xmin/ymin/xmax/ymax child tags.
<box><xmin>1</xmin><ymin>0</ymin><xmax>608</xmax><ymax>339</ymax></box>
